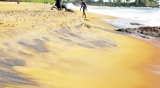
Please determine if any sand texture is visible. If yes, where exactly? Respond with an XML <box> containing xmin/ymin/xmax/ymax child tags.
<box><xmin>0</xmin><ymin>2</ymin><xmax>160</xmax><ymax>88</ymax></box>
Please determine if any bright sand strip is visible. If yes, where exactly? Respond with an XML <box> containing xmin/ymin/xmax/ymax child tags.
<box><xmin>0</xmin><ymin>2</ymin><xmax>160</xmax><ymax>88</ymax></box>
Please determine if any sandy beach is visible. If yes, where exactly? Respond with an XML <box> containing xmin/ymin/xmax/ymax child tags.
<box><xmin>0</xmin><ymin>2</ymin><xmax>160</xmax><ymax>88</ymax></box>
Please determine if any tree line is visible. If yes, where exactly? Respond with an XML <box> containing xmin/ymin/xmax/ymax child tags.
<box><xmin>73</xmin><ymin>0</ymin><xmax>158</xmax><ymax>7</ymax></box>
<box><xmin>135</xmin><ymin>0</ymin><xmax>157</xmax><ymax>6</ymax></box>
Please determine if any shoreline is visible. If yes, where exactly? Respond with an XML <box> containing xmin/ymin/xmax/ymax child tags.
<box><xmin>73</xmin><ymin>5</ymin><xmax>160</xmax><ymax>27</ymax></box>
<box><xmin>101</xmin><ymin>18</ymin><xmax>146</xmax><ymax>28</ymax></box>
<box><xmin>0</xmin><ymin>3</ymin><xmax>160</xmax><ymax>88</ymax></box>
<box><xmin>99</xmin><ymin>15</ymin><xmax>160</xmax><ymax>46</ymax></box>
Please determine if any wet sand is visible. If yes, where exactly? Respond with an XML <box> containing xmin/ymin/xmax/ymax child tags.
<box><xmin>0</xmin><ymin>2</ymin><xmax>160</xmax><ymax>88</ymax></box>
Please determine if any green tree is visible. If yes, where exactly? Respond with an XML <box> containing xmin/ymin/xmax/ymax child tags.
<box><xmin>135</xmin><ymin>0</ymin><xmax>150</xmax><ymax>6</ymax></box>
<box><xmin>135</xmin><ymin>0</ymin><xmax>139</xmax><ymax>5</ymax></box>
<box><xmin>98</xmin><ymin>0</ymin><xmax>104</xmax><ymax>5</ymax></box>
<box><xmin>144</xmin><ymin>0</ymin><xmax>150</xmax><ymax>6</ymax></box>
<box><xmin>116</xmin><ymin>0</ymin><xmax>121</xmax><ymax>2</ymax></box>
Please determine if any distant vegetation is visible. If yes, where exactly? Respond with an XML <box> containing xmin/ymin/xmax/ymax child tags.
<box><xmin>134</xmin><ymin>0</ymin><xmax>158</xmax><ymax>6</ymax></box>
<box><xmin>73</xmin><ymin>0</ymin><xmax>158</xmax><ymax>7</ymax></box>
<box><xmin>20</xmin><ymin>0</ymin><xmax>54</xmax><ymax>3</ymax></box>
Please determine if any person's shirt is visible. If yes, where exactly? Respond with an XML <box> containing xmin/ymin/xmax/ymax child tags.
<box><xmin>81</xmin><ymin>2</ymin><xmax>86</xmax><ymax>9</ymax></box>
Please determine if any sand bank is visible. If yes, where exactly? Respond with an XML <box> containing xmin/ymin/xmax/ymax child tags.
<box><xmin>0</xmin><ymin>3</ymin><xmax>160</xmax><ymax>88</ymax></box>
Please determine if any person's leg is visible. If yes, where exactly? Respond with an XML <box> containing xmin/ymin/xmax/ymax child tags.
<box><xmin>59</xmin><ymin>3</ymin><xmax>62</xmax><ymax>11</ymax></box>
<box><xmin>57</xmin><ymin>4</ymin><xmax>60</xmax><ymax>10</ymax></box>
<box><xmin>84</xmin><ymin>13</ymin><xmax>86</xmax><ymax>18</ymax></box>
<box><xmin>82</xmin><ymin>9</ymin><xmax>84</xmax><ymax>17</ymax></box>
<box><xmin>83</xmin><ymin>9</ymin><xmax>86</xmax><ymax>18</ymax></box>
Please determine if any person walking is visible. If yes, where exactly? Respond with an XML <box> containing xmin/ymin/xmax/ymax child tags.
<box><xmin>80</xmin><ymin>0</ymin><xmax>87</xmax><ymax>18</ymax></box>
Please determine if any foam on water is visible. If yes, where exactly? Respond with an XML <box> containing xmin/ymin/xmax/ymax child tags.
<box><xmin>67</xmin><ymin>3</ymin><xmax>160</xmax><ymax>27</ymax></box>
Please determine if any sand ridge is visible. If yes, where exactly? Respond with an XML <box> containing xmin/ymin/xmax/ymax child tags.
<box><xmin>0</xmin><ymin>10</ymin><xmax>83</xmax><ymax>42</ymax></box>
